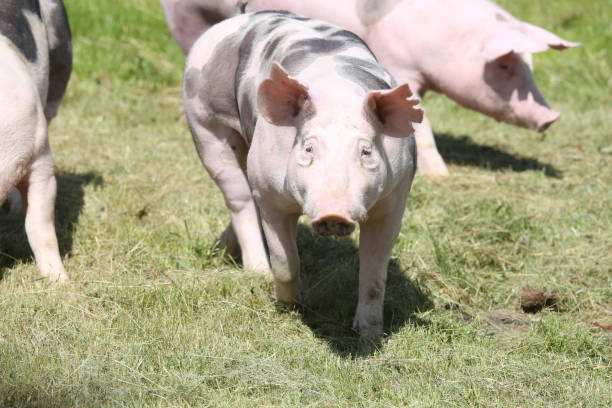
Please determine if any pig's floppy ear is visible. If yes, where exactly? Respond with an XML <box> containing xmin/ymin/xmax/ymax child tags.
<box><xmin>366</xmin><ymin>84</ymin><xmax>423</xmax><ymax>137</ymax></box>
<box><xmin>518</xmin><ymin>22</ymin><xmax>580</xmax><ymax>51</ymax></box>
<box><xmin>257</xmin><ymin>62</ymin><xmax>309</xmax><ymax>126</ymax></box>
<box><xmin>482</xmin><ymin>26</ymin><xmax>580</xmax><ymax>61</ymax></box>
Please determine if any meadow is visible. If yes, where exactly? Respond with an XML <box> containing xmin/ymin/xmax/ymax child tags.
<box><xmin>0</xmin><ymin>0</ymin><xmax>610</xmax><ymax>406</ymax></box>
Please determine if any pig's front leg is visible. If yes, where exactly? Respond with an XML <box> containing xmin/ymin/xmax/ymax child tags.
<box><xmin>354</xmin><ymin>193</ymin><xmax>408</xmax><ymax>339</ymax></box>
<box><xmin>259</xmin><ymin>206</ymin><xmax>301</xmax><ymax>304</ymax></box>
<box><xmin>414</xmin><ymin>115</ymin><xmax>449</xmax><ymax>176</ymax></box>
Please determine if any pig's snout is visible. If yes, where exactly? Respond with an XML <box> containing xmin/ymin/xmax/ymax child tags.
<box><xmin>312</xmin><ymin>214</ymin><xmax>356</xmax><ymax>237</ymax></box>
<box><xmin>536</xmin><ymin>110</ymin><xmax>560</xmax><ymax>132</ymax></box>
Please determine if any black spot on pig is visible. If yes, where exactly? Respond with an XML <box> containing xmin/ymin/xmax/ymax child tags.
<box><xmin>355</xmin><ymin>0</ymin><xmax>401</xmax><ymax>26</ymax></box>
<box><xmin>236</xmin><ymin>24</ymin><xmax>261</xmax><ymax>80</ymax></box>
<box><xmin>293</xmin><ymin>38</ymin><xmax>346</xmax><ymax>55</ymax></box>
<box><xmin>237</xmin><ymin>82</ymin><xmax>257</xmax><ymax>139</ymax></box>
<box><xmin>335</xmin><ymin>56</ymin><xmax>387</xmax><ymax>77</ymax></box>
<box><xmin>45</xmin><ymin>0</ymin><xmax>73</xmax><ymax>120</ymax></box>
<box><xmin>367</xmin><ymin>286</ymin><xmax>382</xmax><ymax>301</ymax></box>
<box><xmin>0</xmin><ymin>0</ymin><xmax>42</xmax><ymax>62</ymax></box>
<box><xmin>495</xmin><ymin>12</ymin><xmax>508</xmax><ymax>22</ymax></box>
<box><xmin>183</xmin><ymin>67</ymin><xmax>202</xmax><ymax>99</ymax></box>
<box><xmin>254</xmin><ymin>10</ymin><xmax>291</xmax><ymax>16</ymax></box>
<box><xmin>335</xmin><ymin>64</ymin><xmax>391</xmax><ymax>92</ymax></box>
<box><xmin>184</xmin><ymin>34</ymin><xmax>240</xmax><ymax>126</ymax></box>
<box><xmin>313</xmin><ymin>24</ymin><xmax>334</xmax><ymax>33</ymax></box>
<box><xmin>281</xmin><ymin>38</ymin><xmax>354</xmax><ymax>74</ymax></box>
<box><xmin>281</xmin><ymin>49</ymin><xmax>314</xmax><ymax>74</ymax></box>
<box><xmin>263</xmin><ymin>36</ymin><xmax>283</xmax><ymax>61</ymax></box>
<box><xmin>328</xmin><ymin>29</ymin><xmax>367</xmax><ymax>46</ymax></box>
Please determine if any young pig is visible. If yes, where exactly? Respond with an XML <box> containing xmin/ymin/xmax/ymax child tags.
<box><xmin>0</xmin><ymin>0</ymin><xmax>72</xmax><ymax>282</ymax></box>
<box><xmin>183</xmin><ymin>11</ymin><xmax>423</xmax><ymax>339</ymax></box>
<box><xmin>162</xmin><ymin>0</ymin><xmax>579</xmax><ymax>176</ymax></box>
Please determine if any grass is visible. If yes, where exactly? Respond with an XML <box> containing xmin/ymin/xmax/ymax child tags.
<box><xmin>0</xmin><ymin>0</ymin><xmax>610</xmax><ymax>406</ymax></box>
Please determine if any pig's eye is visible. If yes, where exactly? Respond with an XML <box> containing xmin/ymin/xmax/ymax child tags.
<box><xmin>359</xmin><ymin>142</ymin><xmax>377</xmax><ymax>169</ymax></box>
<box><xmin>498</xmin><ymin>62</ymin><xmax>514</xmax><ymax>76</ymax></box>
<box><xmin>360</xmin><ymin>141</ymin><xmax>373</xmax><ymax>158</ymax></box>
<box><xmin>298</xmin><ymin>139</ymin><xmax>315</xmax><ymax>167</ymax></box>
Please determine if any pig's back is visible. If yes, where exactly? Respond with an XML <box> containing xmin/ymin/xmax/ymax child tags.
<box><xmin>183</xmin><ymin>13</ymin><xmax>251</xmax><ymax>133</ymax></box>
<box><xmin>235</xmin><ymin>11</ymin><xmax>395</xmax><ymax>139</ymax></box>
<box><xmin>185</xmin><ymin>11</ymin><xmax>395</xmax><ymax>140</ymax></box>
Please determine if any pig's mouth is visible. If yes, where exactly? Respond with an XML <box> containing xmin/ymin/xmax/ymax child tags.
<box><xmin>311</xmin><ymin>214</ymin><xmax>356</xmax><ymax>237</ymax></box>
<box><xmin>498</xmin><ymin>109</ymin><xmax>560</xmax><ymax>133</ymax></box>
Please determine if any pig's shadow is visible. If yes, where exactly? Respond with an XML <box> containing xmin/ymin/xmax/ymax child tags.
<box><xmin>288</xmin><ymin>225</ymin><xmax>433</xmax><ymax>357</ymax></box>
<box><xmin>0</xmin><ymin>171</ymin><xmax>103</xmax><ymax>279</ymax></box>
<box><xmin>435</xmin><ymin>132</ymin><xmax>562</xmax><ymax>177</ymax></box>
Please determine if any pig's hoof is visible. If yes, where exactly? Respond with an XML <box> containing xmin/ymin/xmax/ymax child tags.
<box><xmin>275</xmin><ymin>280</ymin><xmax>300</xmax><ymax>304</ymax></box>
<box><xmin>353</xmin><ymin>309</ymin><xmax>383</xmax><ymax>340</ymax></box>
<box><xmin>47</xmin><ymin>271</ymin><xmax>69</xmax><ymax>283</ymax></box>
<box><xmin>356</xmin><ymin>322</ymin><xmax>383</xmax><ymax>340</ymax></box>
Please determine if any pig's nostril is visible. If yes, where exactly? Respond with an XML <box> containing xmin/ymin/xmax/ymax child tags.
<box><xmin>312</xmin><ymin>215</ymin><xmax>356</xmax><ymax>237</ymax></box>
<box><xmin>537</xmin><ymin>111</ymin><xmax>560</xmax><ymax>133</ymax></box>
<box><xmin>537</xmin><ymin>119</ymin><xmax>555</xmax><ymax>132</ymax></box>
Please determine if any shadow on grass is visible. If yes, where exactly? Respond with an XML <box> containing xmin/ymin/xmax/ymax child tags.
<box><xmin>0</xmin><ymin>171</ymin><xmax>103</xmax><ymax>277</ymax></box>
<box><xmin>290</xmin><ymin>225</ymin><xmax>433</xmax><ymax>357</ymax></box>
<box><xmin>0</xmin><ymin>389</ymin><xmax>73</xmax><ymax>408</ymax></box>
<box><xmin>435</xmin><ymin>132</ymin><xmax>562</xmax><ymax>177</ymax></box>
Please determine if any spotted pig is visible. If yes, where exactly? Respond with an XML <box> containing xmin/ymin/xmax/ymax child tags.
<box><xmin>183</xmin><ymin>11</ymin><xmax>423</xmax><ymax>339</ymax></box>
<box><xmin>0</xmin><ymin>0</ymin><xmax>72</xmax><ymax>282</ymax></box>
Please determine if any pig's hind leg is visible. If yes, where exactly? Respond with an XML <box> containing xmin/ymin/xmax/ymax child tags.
<box><xmin>18</xmin><ymin>146</ymin><xmax>68</xmax><ymax>282</ymax></box>
<box><xmin>0</xmin><ymin>87</ymin><xmax>67</xmax><ymax>282</ymax></box>
<box><xmin>190</xmin><ymin>119</ymin><xmax>271</xmax><ymax>274</ymax></box>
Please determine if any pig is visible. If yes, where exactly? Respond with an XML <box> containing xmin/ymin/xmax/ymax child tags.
<box><xmin>0</xmin><ymin>0</ymin><xmax>72</xmax><ymax>282</ymax></box>
<box><xmin>183</xmin><ymin>11</ymin><xmax>423</xmax><ymax>339</ymax></box>
<box><xmin>161</xmin><ymin>0</ymin><xmax>579</xmax><ymax>176</ymax></box>
<box><xmin>160</xmin><ymin>0</ymin><xmax>237</xmax><ymax>54</ymax></box>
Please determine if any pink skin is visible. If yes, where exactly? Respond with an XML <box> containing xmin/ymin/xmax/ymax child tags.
<box><xmin>0</xmin><ymin>43</ymin><xmax>68</xmax><ymax>283</ymax></box>
<box><xmin>162</xmin><ymin>0</ymin><xmax>579</xmax><ymax>175</ymax></box>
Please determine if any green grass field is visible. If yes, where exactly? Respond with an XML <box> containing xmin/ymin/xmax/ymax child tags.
<box><xmin>1</xmin><ymin>0</ymin><xmax>610</xmax><ymax>406</ymax></box>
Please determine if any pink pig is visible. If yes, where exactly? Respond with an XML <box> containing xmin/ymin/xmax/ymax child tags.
<box><xmin>161</xmin><ymin>0</ymin><xmax>579</xmax><ymax>175</ymax></box>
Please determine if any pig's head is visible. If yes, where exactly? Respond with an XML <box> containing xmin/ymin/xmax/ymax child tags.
<box><xmin>257</xmin><ymin>62</ymin><xmax>423</xmax><ymax>236</ymax></box>
<box><xmin>425</xmin><ymin>15</ymin><xmax>579</xmax><ymax>132</ymax></box>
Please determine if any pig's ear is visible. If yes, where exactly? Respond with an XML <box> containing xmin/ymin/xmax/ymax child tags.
<box><xmin>482</xmin><ymin>27</ymin><xmax>579</xmax><ymax>61</ymax></box>
<box><xmin>519</xmin><ymin>22</ymin><xmax>580</xmax><ymax>51</ymax></box>
<box><xmin>257</xmin><ymin>62</ymin><xmax>310</xmax><ymax>126</ymax></box>
<box><xmin>482</xmin><ymin>29</ymin><xmax>544</xmax><ymax>60</ymax></box>
<box><xmin>366</xmin><ymin>84</ymin><xmax>423</xmax><ymax>138</ymax></box>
